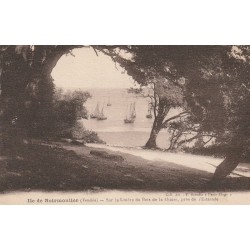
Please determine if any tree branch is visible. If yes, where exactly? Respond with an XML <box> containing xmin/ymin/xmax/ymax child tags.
<box><xmin>162</xmin><ymin>111</ymin><xmax>189</xmax><ymax>128</ymax></box>
<box><xmin>92</xmin><ymin>47</ymin><xmax>99</xmax><ymax>56</ymax></box>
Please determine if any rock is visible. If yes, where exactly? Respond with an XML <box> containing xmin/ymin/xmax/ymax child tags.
<box><xmin>90</xmin><ymin>150</ymin><xmax>124</xmax><ymax>162</ymax></box>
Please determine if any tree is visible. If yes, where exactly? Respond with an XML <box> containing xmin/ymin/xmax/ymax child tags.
<box><xmin>0</xmin><ymin>46</ymin><xmax>83</xmax><ymax>150</ymax></box>
<box><xmin>143</xmin><ymin>75</ymin><xmax>186</xmax><ymax>148</ymax></box>
<box><xmin>0</xmin><ymin>46</ymin><xmax>122</xmax><ymax>135</ymax></box>
<box><xmin>98</xmin><ymin>45</ymin><xmax>250</xmax><ymax>178</ymax></box>
<box><xmin>184</xmin><ymin>46</ymin><xmax>250</xmax><ymax>179</ymax></box>
<box><xmin>98</xmin><ymin>46</ymin><xmax>189</xmax><ymax>148</ymax></box>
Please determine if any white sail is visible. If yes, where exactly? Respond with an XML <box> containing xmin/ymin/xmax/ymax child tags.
<box><xmin>97</xmin><ymin>105</ymin><xmax>107</xmax><ymax>120</ymax></box>
<box><xmin>124</xmin><ymin>103</ymin><xmax>135</xmax><ymax>123</ymax></box>
<box><xmin>94</xmin><ymin>103</ymin><xmax>100</xmax><ymax>116</ymax></box>
<box><xmin>132</xmin><ymin>102</ymin><xmax>136</xmax><ymax>118</ymax></box>
<box><xmin>90</xmin><ymin>103</ymin><xmax>100</xmax><ymax>118</ymax></box>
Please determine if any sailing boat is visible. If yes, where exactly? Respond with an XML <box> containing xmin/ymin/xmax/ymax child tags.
<box><xmin>97</xmin><ymin>104</ymin><xmax>107</xmax><ymax>120</ymax></box>
<box><xmin>131</xmin><ymin>102</ymin><xmax>136</xmax><ymax>118</ymax></box>
<box><xmin>107</xmin><ymin>97</ymin><xmax>112</xmax><ymax>106</ymax></box>
<box><xmin>124</xmin><ymin>103</ymin><xmax>135</xmax><ymax>123</ymax></box>
<box><xmin>146</xmin><ymin>102</ymin><xmax>153</xmax><ymax>119</ymax></box>
<box><xmin>90</xmin><ymin>103</ymin><xmax>100</xmax><ymax>118</ymax></box>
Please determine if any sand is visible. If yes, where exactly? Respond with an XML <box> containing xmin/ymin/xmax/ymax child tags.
<box><xmin>87</xmin><ymin>143</ymin><xmax>250</xmax><ymax>178</ymax></box>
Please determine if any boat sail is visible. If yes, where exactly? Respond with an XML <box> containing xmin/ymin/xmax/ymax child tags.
<box><xmin>97</xmin><ymin>105</ymin><xmax>107</xmax><ymax>120</ymax></box>
<box><xmin>131</xmin><ymin>102</ymin><xmax>136</xmax><ymax>118</ymax></box>
<box><xmin>124</xmin><ymin>103</ymin><xmax>135</xmax><ymax>123</ymax></box>
<box><xmin>107</xmin><ymin>97</ymin><xmax>112</xmax><ymax>106</ymax></box>
<box><xmin>146</xmin><ymin>102</ymin><xmax>153</xmax><ymax>118</ymax></box>
<box><xmin>90</xmin><ymin>103</ymin><xmax>100</xmax><ymax>118</ymax></box>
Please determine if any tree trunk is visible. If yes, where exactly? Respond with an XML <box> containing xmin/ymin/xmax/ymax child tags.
<box><xmin>145</xmin><ymin>103</ymin><xmax>167</xmax><ymax>149</ymax></box>
<box><xmin>213</xmin><ymin>143</ymin><xmax>244</xmax><ymax>180</ymax></box>
<box><xmin>0</xmin><ymin>61</ymin><xmax>52</xmax><ymax>152</ymax></box>
<box><xmin>145</xmin><ymin>127</ymin><xmax>161</xmax><ymax>148</ymax></box>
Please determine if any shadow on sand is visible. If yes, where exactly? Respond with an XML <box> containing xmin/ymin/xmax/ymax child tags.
<box><xmin>1</xmin><ymin>142</ymin><xmax>250</xmax><ymax>193</ymax></box>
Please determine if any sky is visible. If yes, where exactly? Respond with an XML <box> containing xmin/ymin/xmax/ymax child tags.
<box><xmin>52</xmin><ymin>47</ymin><xmax>136</xmax><ymax>90</ymax></box>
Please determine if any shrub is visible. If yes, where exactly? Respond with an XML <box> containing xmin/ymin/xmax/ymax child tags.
<box><xmin>81</xmin><ymin>130</ymin><xmax>105</xmax><ymax>144</ymax></box>
<box><xmin>60</xmin><ymin>121</ymin><xmax>105</xmax><ymax>144</ymax></box>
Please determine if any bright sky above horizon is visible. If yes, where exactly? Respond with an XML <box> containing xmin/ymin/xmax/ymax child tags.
<box><xmin>52</xmin><ymin>47</ymin><xmax>136</xmax><ymax>90</ymax></box>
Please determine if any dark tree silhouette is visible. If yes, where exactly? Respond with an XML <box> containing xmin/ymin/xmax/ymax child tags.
<box><xmin>98</xmin><ymin>45</ymin><xmax>250</xmax><ymax>178</ymax></box>
<box><xmin>184</xmin><ymin>46</ymin><xmax>250</xmax><ymax>179</ymax></box>
<box><xmin>1</xmin><ymin>45</ymin><xmax>250</xmax><ymax>180</ymax></box>
<box><xmin>0</xmin><ymin>46</ymin><xmax>84</xmax><ymax>150</ymax></box>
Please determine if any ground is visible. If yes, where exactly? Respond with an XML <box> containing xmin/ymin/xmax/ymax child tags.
<box><xmin>1</xmin><ymin>141</ymin><xmax>250</xmax><ymax>193</ymax></box>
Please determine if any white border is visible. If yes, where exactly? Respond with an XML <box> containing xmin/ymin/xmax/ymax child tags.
<box><xmin>1</xmin><ymin>0</ymin><xmax>250</xmax><ymax>249</ymax></box>
<box><xmin>0</xmin><ymin>0</ymin><xmax>250</xmax><ymax>44</ymax></box>
<box><xmin>0</xmin><ymin>206</ymin><xmax>249</xmax><ymax>250</ymax></box>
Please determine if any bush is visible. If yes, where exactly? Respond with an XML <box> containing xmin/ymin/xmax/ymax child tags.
<box><xmin>53</xmin><ymin>89</ymin><xmax>90</xmax><ymax>129</ymax></box>
<box><xmin>81</xmin><ymin>130</ymin><xmax>105</xmax><ymax>144</ymax></box>
<box><xmin>71</xmin><ymin>122</ymin><xmax>86</xmax><ymax>139</ymax></box>
<box><xmin>60</xmin><ymin>121</ymin><xmax>105</xmax><ymax>144</ymax></box>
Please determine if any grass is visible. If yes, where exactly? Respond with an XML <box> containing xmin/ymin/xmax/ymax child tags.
<box><xmin>1</xmin><ymin>141</ymin><xmax>250</xmax><ymax>193</ymax></box>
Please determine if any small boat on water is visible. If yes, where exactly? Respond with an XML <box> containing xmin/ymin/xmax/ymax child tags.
<box><xmin>146</xmin><ymin>102</ymin><xmax>153</xmax><ymax>119</ymax></box>
<box><xmin>90</xmin><ymin>103</ymin><xmax>100</xmax><ymax>118</ymax></box>
<box><xmin>124</xmin><ymin>117</ymin><xmax>135</xmax><ymax>123</ymax></box>
<box><xmin>97</xmin><ymin>106</ymin><xmax>107</xmax><ymax>120</ymax></box>
<box><xmin>131</xmin><ymin>102</ymin><xmax>136</xmax><ymax>118</ymax></box>
<box><xmin>124</xmin><ymin>103</ymin><xmax>135</xmax><ymax>124</ymax></box>
<box><xmin>107</xmin><ymin>97</ymin><xmax>112</xmax><ymax>106</ymax></box>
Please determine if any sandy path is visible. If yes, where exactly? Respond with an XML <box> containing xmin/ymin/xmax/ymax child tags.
<box><xmin>87</xmin><ymin>143</ymin><xmax>250</xmax><ymax>178</ymax></box>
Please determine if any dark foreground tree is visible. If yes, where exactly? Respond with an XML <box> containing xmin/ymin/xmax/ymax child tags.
<box><xmin>184</xmin><ymin>46</ymin><xmax>250</xmax><ymax>179</ymax></box>
<box><xmin>0</xmin><ymin>46</ymin><xmax>84</xmax><ymax>151</ymax></box>
<box><xmin>99</xmin><ymin>45</ymin><xmax>250</xmax><ymax>178</ymax></box>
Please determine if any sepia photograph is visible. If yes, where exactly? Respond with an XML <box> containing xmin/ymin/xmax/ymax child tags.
<box><xmin>0</xmin><ymin>45</ymin><xmax>250</xmax><ymax>204</ymax></box>
<box><xmin>2</xmin><ymin>1</ymin><xmax>250</xmax><ymax>250</ymax></box>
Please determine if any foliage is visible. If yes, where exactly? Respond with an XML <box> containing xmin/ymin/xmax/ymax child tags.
<box><xmin>100</xmin><ymin>46</ymin><xmax>188</xmax><ymax>148</ymax></box>
<box><xmin>59</xmin><ymin>120</ymin><xmax>104</xmax><ymax>144</ymax></box>
<box><xmin>0</xmin><ymin>46</ymin><xmax>84</xmax><ymax>136</ymax></box>
<box><xmin>184</xmin><ymin>46</ymin><xmax>250</xmax><ymax>147</ymax></box>
<box><xmin>53</xmin><ymin>89</ymin><xmax>90</xmax><ymax>125</ymax></box>
<box><xmin>48</xmin><ymin>88</ymin><xmax>90</xmax><ymax>138</ymax></box>
<box><xmin>80</xmin><ymin>130</ymin><xmax>105</xmax><ymax>144</ymax></box>
<box><xmin>100</xmin><ymin>46</ymin><xmax>250</xmax><ymax>153</ymax></box>
<box><xmin>0</xmin><ymin>45</ymin><xmax>108</xmax><ymax>146</ymax></box>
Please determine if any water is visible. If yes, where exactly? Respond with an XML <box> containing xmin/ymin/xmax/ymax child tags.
<box><xmin>82</xmin><ymin>88</ymin><xmax>170</xmax><ymax>148</ymax></box>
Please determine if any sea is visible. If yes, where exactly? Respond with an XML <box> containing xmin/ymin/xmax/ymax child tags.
<box><xmin>82</xmin><ymin>88</ymin><xmax>171</xmax><ymax>148</ymax></box>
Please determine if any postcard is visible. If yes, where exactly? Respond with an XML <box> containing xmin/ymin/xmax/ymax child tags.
<box><xmin>0</xmin><ymin>45</ymin><xmax>249</xmax><ymax>204</ymax></box>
